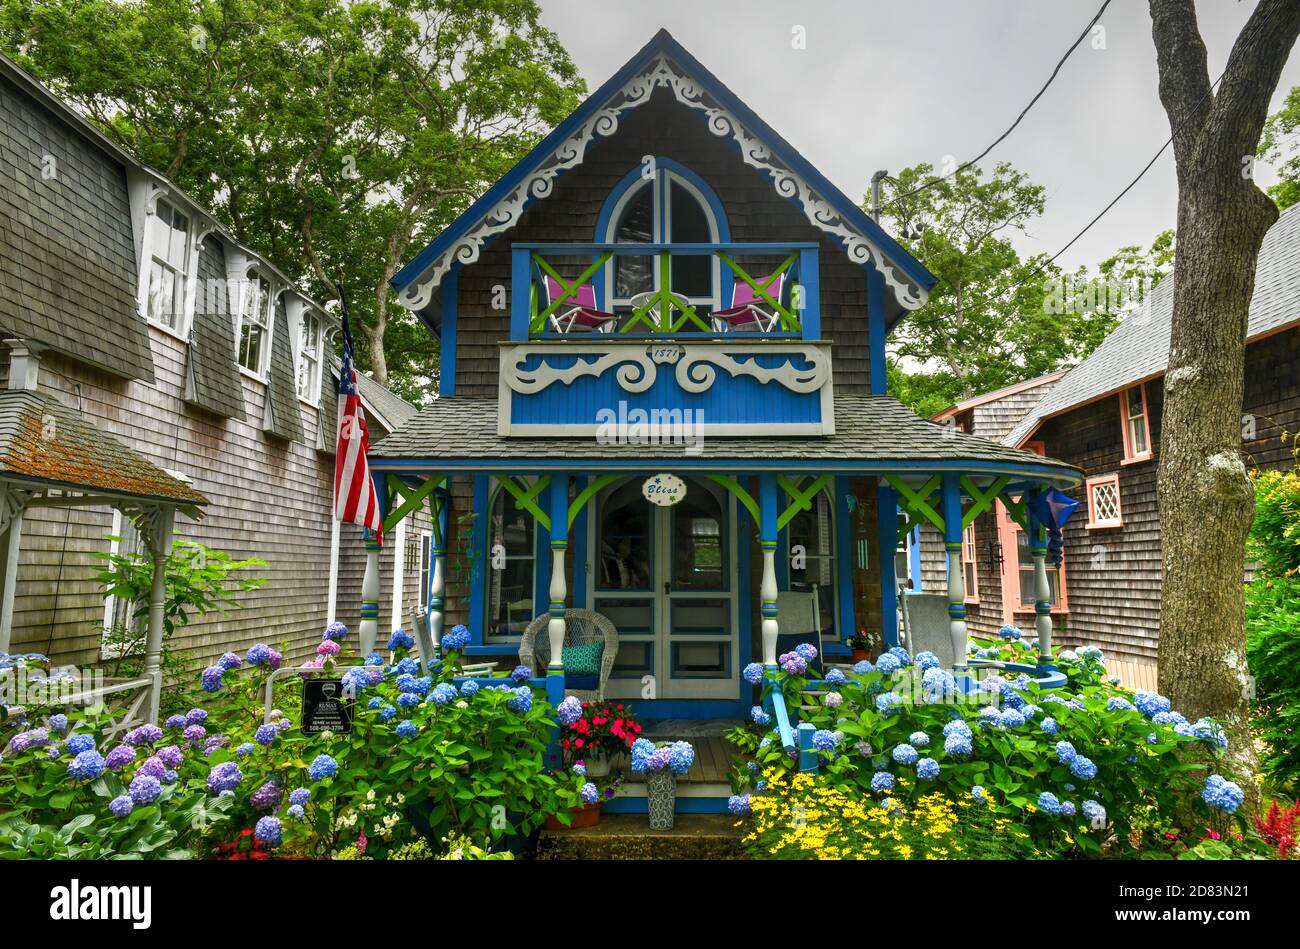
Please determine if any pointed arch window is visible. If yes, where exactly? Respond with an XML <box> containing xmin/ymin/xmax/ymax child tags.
<box><xmin>599</xmin><ymin>159</ymin><xmax>729</xmax><ymax>311</ymax></box>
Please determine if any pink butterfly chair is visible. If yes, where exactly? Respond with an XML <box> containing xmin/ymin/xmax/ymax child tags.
<box><xmin>710</xmin><ymin>273</ymin><xmax>787</xmax><ymax>333</ymax></box>
<box><xmin>543</xmin><ymin>275</ymin><xmax>620</xmax><ymax>334</ymax></box>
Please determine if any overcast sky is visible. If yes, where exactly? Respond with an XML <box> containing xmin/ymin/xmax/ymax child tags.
<box><xmin>537</xmin><ymin>0</ymin><xmax>1300</xmax><ymax>271</ymax></box>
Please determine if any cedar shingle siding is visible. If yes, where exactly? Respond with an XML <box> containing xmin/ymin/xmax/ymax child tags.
<box><xmin>0</xmin><ymin>73</ymin><xmax>154</xmax><ymax>383</ymax></box>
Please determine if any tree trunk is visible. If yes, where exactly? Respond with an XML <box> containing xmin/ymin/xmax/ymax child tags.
<box><xmin>1148</xmin><ymin>0</ymin><xmax>1300</xmax><ymax>805</ymax></box>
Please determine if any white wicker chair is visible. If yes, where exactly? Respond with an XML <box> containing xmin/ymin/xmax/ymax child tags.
<box><xmin>519</xmin><ymin>608</ymin><xmax>619</xmax><ymax>702</ymax></box>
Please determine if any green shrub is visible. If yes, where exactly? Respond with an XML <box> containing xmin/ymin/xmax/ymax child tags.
<box><xmin>1247</xmin><ymin>575</ymin><xmax>1300</xmax><ymax>793</ymax></box>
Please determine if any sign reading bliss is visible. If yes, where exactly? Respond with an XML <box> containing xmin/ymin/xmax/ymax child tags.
<box><xmin>643</xmin><ymin>473</ymin><xmax>687</xmax><ymax>507</ymax></box>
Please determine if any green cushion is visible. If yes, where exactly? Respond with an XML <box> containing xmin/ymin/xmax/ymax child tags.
<box><xmin>562</xmin><ymin>641</ymin><xmax>604</xmax><ymax>677</ymax></box>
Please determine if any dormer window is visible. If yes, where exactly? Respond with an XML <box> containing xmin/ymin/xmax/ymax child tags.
<box><xmin>297</xmin><ymin>309</ymin><xmax>322</xmax><ymax>401</ymax></box>
<box><xmin>603</xmin><ymin>159</ymin><xmax>725</xmax><ymax>311</ymax></box>
<box><xmin>1120</xmin><ymin>384</ymin><xmax>1152</xmax><ymax>464</ymax></box>
<box><xmin>145</xmin><ymin>199</ymin><xmax>190</xmax><ymax>332</ymax></box>
<box><xmin>238</xmin><ymin>271</ymin><xmax>271</xmax><ymax>376</ymax></box>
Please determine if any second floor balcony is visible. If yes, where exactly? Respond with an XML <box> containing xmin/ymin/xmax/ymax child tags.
<box><xmin>509</xmin><ymin>241</ymin><xmax>821</xmax><ymax>341</ymax></box>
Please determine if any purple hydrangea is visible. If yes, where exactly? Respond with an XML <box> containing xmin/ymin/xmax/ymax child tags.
<box><xmin>155</xmin><ymin>745</ymin><xmax>184</xmax><ymax>768</ymax></box>
<box><xmin>46</xmin><ymin>714</ymin><xmax>69</xmax><ymax>733</ymax></box>
<box><xmin>182</xmin><ymin>724</ymin><xmax>207</xmax><ymax>745</ymax></box>
<box><xmin>104</xmin><ymin>744</ymin><xmax>136</xmax><ymax>771</ymax></box>
<box><xmin>108</xmin><ymin>795</ymin><xmax>134</xmax><ymax>818</ymax></box>
<box><xmin>289</xmin><ymin>787</ymin><xmax>311</xmax><ymax>807</ymax></box>
<box><xmin>254</xmin><ymin>724</ymin><xmax>278</xmax><ymax>746</ymax></box>
<box><xmin>245</xmin><ymin>643</ymin><xmax>274</xmax><ymax>666</ymax></box>
<box><xmin>556</xmin><ymin>696</ymin><xmax>583</xmax><ymax>727</ymax></box>
<box><xmin>203</xmin><ymin>734</ymin><xmax>229</xmax><ymax>755</ymax></box>
<box><xmin>129</xmin><ymin>773</ymin><xmax>162</xmax><ymax>805</ymax></box>
<box><xmin>207</xmin><ymin>761</ymin><xmax>243</xmax><ymax>794</ymax></box>
<box><xmin>165</xmin><ymin>714</ymin><xmax>186</xmax><ymax>729</ymax></box>
<box><xmin>200</xmin><ymin>665</ymin><xmax>225</xmax><ymax>692</ymax></box>
<box><xmin>125</xmin><ymin>724</ymin><xmax>163</xmax><ymax>747</ymax></box>
<box><xmin>323</xmin><ymin>621</ymin><xmax>348</xmax><ymax>642</ymax></box>
<box><xmin>779</xmin><ymin>652</ymin><xmax>808</xmax><ymax>676</ymax></box>
<box><xmin>217</xmin><ymin>652</ymin><xmax>242</xmax><ymax>671</ymax></box>
<box><xmin>250</xmin><ymin>780</ymin><xmax>282</xmax><ymax>811</ymax></box>
<box><xmin>136</xmin><ymin>757</ymin><xmax>168</xmax><ymax>780</ymax></box>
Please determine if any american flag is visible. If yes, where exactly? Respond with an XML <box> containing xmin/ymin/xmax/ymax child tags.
<box><xmin>333</xmin><ymin>283</ymin><xmax>382</xmax><ymax>545</ymax></box>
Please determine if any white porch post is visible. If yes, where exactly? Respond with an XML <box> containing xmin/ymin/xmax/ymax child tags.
<box><xmin>546</xmin><ymin>476</ymin><xmax>569</xmax><ymax>667</ymax></box>
<box><xmin>1028</xmin><ymin>494</ymin><xmax>1054</xmax><ymax>664</ymax></box>
<box><xmin>759</xmin><ymin>474</ymin><xmax>779</xmax><ymax>666</ymax></box>
<box><xmin>143</xmin><ymin>505</ymin><xmax>176</xmax><ymax>724</ymax></box>
<box><xmin>940</xmin><ymin>474</ymin><xmax>968</xmax><ymax>669</ymax></box>
<box><xmin>0</xmin><ymin>497</ymin><xmax>25</xmax><ymax>655</ymax></box>
<box><xmin>428</xmin><ymin>503</ymin><xmax>445</xmax><ymax>651</ymax></box>
<box><xmin>359</xmin><ymin>532</ymin><xmax>381</xmax><ymax>656</ymax></box>
<box><xmin>390</xmin><ymin>516</ymin><xmax>407</xmax><ymax>632</ymax></box>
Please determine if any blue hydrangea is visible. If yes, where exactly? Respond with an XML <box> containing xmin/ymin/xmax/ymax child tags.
<box><xmin>397</xmin><ymin>692</ymin><xmax>422</xmax><ymax>708</ymax></box>
<box><xmin>1152</xmin><ymin>710</ymin><xmax>1188</xmax><ymax>728</ymax></box>
<box><xmin>308</xmin><ymin>754</ymin><xmax>338</xmax><ymax>782</ymax></box>
<box><xmin>942</xmin><ymin>719</ymin><xmax>973</xmax><ymax>739</ymax></box>
<box><xmin>892</xmin><ymin>743</ymin><xmax>918</xmax><ymax>765</ymax></box>
<box><xmin>47</xmin><ymin>714</ymin><xmax>69</xmax><ymax>733</ymax></box>
<box><xmin>67</xmin><ymin>750</ymin><xmax>105</xmax><ymax>781</ymax></box>
<box><xmin>888</xmin><ymin>646</ymin><xmax>911</xmax><ymax>666</ymax></box>
<box><xmin>511</xmin><ymin>665</ymin><xmax>532</xmax><ymax>683</ymax></box>
<box><xmin>108</xmin><ymin>795</ymin><xmax>134</xmax><ymax>818</ymax></box>
<box><xmin>431</xmin><ymin>683</ymin><xmax>458</xmax><ymax>705</ymax></box>
<box><xmin>978</xmin><ymin>706</ymin><xmax>1004</xmax><ymax>729</ymax></box>
<box><xmin>997</xmin><ymin>624</ymin><xmax>1022</xmax><ymax>640</ymax></box>
<box><xmin>200</xmin><ymin>665</ymin><xmax>225</xmax><ymax>693</ymax></box>
<box><xmin>668</xmin><ymin>740</ymin><xmax>695</xmax><ymax>775</ymax></box>
<box><xmin>631</xmin><ymin>738</ymin><xmax>655</xmax><ymax>772</ymax></box>
<box><xmin>287</xmin><ymin>804</ymin><xmax>305</xmax><ymax>821</ymax></box>
<box><xmin>727</xmin><ymin>793</ymin><xmax>752</xmax><ymax>816</ymax></box>
<box><xmin>365</xmin><ymin>652</ymin><xmax>385</xmax><ymax>666</ymax></box>
<box><xmin>1202</xmin><ymin>774</ymin><xmax>1245</xmax><ymax>814</ymax></box>
<box><xmin>875</xmin><ymin>653</ymin><xmax>901</xmax><ymax>675</ymax></box>
<box><xmin>165</xmin><ymin>714</ymin><xmax>186</xmax><ymax>729</ymax></box>
<box><xmin>1069</xmin><ymin>755</ymin><xmax>1097</xmax><ymax>781</ymax></box>
<box><xmin>396</xmin><ymin>719</ymin><xmax>418</xmax><ymax>738</ymax></box>
<box><xmin>824</xmin><ymin>667</ymin><xmax>847</xmax><ymax>686</ymax></box>
<box><xmin>580</xmin><ymin>782</ymin><xmax>599</xmax><ymax>805</ymax></box>
<box><xmin>342</xmin><ymin>667</ymin><xmax>371</xmax><ymax>694</ymax></box>
<box><xmin>388</xmin><ymin>629</ymin><xmax>414</xmax><ymax>651</ymax></box>
<box><xmin>915</xmin><ymin>651</ymin><xmax>940</xmax><ymax>671</ymax></box>
<box><xmin>795</xmin><ymin>642</ymin><xmax>818</xmax><ymax>661</ymax></box>
<box><xmin>66</xmin><ymin>734</ymin><xmax>95</xmax><ymax>755</ymax></box>
<box><xmin>442</xmin><ymin>624</ymin><xmax>471</xmax><ymax>651</ymax></box>
<box><xmin>875</xmin><ymin>692</ymin><xmax>904</xmax><ymax>714</ymax></box>
<box><xmin>971</xmin><ymin>785</ymin><xmax>987</xmax><ymax>801</ymax></box>
<box><xmin>1190</xmin><ymin>718</ymin><xmax>1229</xmax><ymax>750</ymax></box>
<box><xmin>750</xmin><ymin>706</ymin><xmax>772</xmax><ymax>727</ymax></box>
<box><xmin>1106</xmin><ymin>696</ymin><xmax>1136</xmax><ymax>712</ymax></box>
<box><xmin>1055</xmin><ymin>740</ymin><xmax>1077</xmax><ymax>764</ymax></box>
<box><xmin>1133</xmin><ymin>691</ymin><xmax>1172</xmax><ymax>719</ymax></box>
<box><xmin>392</xmin><ymin>657</ymin><xmax>420</xmax><ymax>676</ymax></box>
<box><xmin>323</xmin><ymin>621</ymin><xmax>348</xmax><ymax>642</ymax></box>
<box><xmin>507</xmin><ymin>686</ymin><xmax>533</xmax><ymax>714</ymax></box>
<box><xmin>1060</xmin><ymin>800</ymin><xmax>1077</xmax><ymax>817</ymax></box>
<box><xmin>1081</xmin><ymin>799</ymin><xmax>1107</xmax><ymax>828</ymax></box>
<box><xmin>944</xmin><ymin>732</ymin><xmax>973</xmax><ymax>756</ymax></box>
<box><xmin>852</xmin><ymin>659</ymin><xmax>874</xmax><ymax>674</ymax></box>
<box><xmin>1041</xmin><ymin>717</ymin><xmax>1059</xmax><ymax>736</ymax></box>
<box><xmin>460</xmin><ymin>680</ymin><xmax>480</xmax><ymax>698</ymax></box>
<box><xmin>245</xmin><ymin>643</ymin><xmax>274</xmax><ymax>666</ymax></box>
<box><xmin>812</xmin><ymin>730</ymin><xmax>839</xmax><ymax>753</ymax></box>
<box><xmin>916</xmin><ymin>757</ymin><xmax>940</xmax><ymax>780</ymax></box>
<box><xmin>206</xmin><ymin>761</ymin><xmax>242</xmax><ymax>794</ymax></box>
<box><xmin>1037</xmin><ymin>791</ymin><xmax>1061</xmax><ymax>815</ymax></box>
<box><xmin>217</xmin><ymin>651</ymin><xmax>242</xmax><ymax>671</ymax></box>
<box><xmin>909</xmin><ymin>731</ymin><xmax>930</xmax><ymax>748</ymax></box>
<box><xmin>1000</xmin><ymin>708</ymin><xmax>1026</xmax><ymax>728</ymax></box>
<box><xmin>556</xmin><ymin>695</ymin><xmax>583</xmax><ymax>726</ymax></box>
<box><xmin>254</xmin><ymin>816</ymin><xmax>282</xmax><ymax>848</ymax></box>
<box><xmin>871</xmin><ymin>771</ymin><xmax>895</xmax><ymax>792</ymax></box>
<box><xmin>572</xmin><ymin>762</ymin><xmax>586</xmax><ymax>777</ymax></box>
<box><xmin>742</xmin><ymin>662</ymin><xmax>765</xmax><ymax>685</ymax></box>
<box><xmin>233</xmin><ymin>742</ymin><xmax>254</xmax><ymax>757</ymax></box>
<box><xmin>921</xmin><ymin>667</ymin><xmax>958</xmax><ymax>702</ymax></box>
<box><xmin>377</xmin><ymin>704</ymin><xmax>397</xmax><ymax>723</ymax></box>
<box><xmin>366</xmin><ymin>696</ymin><xmax>382</xmax><ymax>710</ymax></box>
<box><xmin>253</xmin><ymin>723</ymin><xmax>278</xmax><ymax>746</ymax></box>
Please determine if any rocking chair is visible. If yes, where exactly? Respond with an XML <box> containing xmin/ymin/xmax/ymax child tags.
<box><xmin>519</xmin><ymin>608</ymin><xmax>619</xmax><ymax>702</ymax></box>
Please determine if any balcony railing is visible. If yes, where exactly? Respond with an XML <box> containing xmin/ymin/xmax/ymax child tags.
<box><xmin>509</xmin><ymin>242</ymin><xmax>820</xmax><ymax>340</ymax></box>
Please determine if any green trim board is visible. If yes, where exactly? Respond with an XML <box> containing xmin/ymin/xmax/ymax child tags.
<box><xmin>497</xmin><ymin>474</ymin><xmax>553</xmax><ymax>530</ymax></box>
<box><xmin>702</xmin><ymin>474</ymin><xmax>760</xmax><ymax>524</ymax></box>
<box><xmin>959</xmin><ymin>475</ymin><xmax>1009</xmax><ymax>529</ymax></box>
<box><xmin>775</xmin><ymin>474</ymin><xmax>832</xmax><ymax>531</ymax></box>
<box><xmin>382</xmin><ymin>473</ymin><xmax>445</xmax><ymax>535</ymax></box>
<box><xmin>567</xmin><ymin>473</ymin><xmax>621</xmax><ymax>529</ymax></box>
<box><xmin>884</xmin><ymin>474</ymin><xmax>944</xmax><ymax>532</ymax></box>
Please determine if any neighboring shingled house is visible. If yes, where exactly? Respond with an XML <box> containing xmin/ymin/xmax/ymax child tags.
<box><xmin>920</xmin><ymin>205</ymin><xmax>1300</xmax><ymax>689</ymax></box>
<box><xmin>0</xmin><ymin>52</ymin><xmax>425</xmax><ymax>672</ymax></box>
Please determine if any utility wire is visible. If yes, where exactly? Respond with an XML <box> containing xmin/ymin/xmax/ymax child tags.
<box><xmin>891</xmin><ymin>0</ymin><xmax>1113</xmax><ymax>201</ymax></box>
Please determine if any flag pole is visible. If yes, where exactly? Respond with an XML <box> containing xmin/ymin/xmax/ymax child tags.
<box><xmin>326</xmin><ymin>269</ymin><xmax>346</xmax><ymax>625</ymax></box>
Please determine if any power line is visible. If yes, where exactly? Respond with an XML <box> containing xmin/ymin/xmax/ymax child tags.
<box><xmin>891</xmin><ymin>0</ymin><xmax>1113</xmax><ymax>202</ymax></box>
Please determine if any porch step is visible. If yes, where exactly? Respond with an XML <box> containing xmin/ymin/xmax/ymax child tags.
<box><xmin>536</xmin><ymin>813</ymin><xmax>745</xmax><ymax>860</ymax></box>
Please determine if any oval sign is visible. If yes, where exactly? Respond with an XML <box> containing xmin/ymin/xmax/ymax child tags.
<box><xmin>642</xmin><ymin>473</ymin><xmax>686</xmax><ymax>507</ymax></box>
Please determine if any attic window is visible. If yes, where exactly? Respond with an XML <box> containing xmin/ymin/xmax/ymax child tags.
<box><xmin>1120</xmin><ymin>384</ymin><xmax>1152</xmax><ymax>464</ymax></box>
<box><xmin>238</xmin><ymin>271</ymin><xmax>272</xmax><ymax>376</ymax></box>
<box><xmin>145</xmin><ymin>200</ymin><xmax>191</xmax><ymax>332</ymax></box>
<box><xmin>1085</xmin><ymin>473</ymin><xmax>1123</xmax><ymax>529</ymax></box>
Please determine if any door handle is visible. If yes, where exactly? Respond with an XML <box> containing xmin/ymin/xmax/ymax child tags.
<box><xmin>663</xmin><ymin>580</ymin><xmax>671</xmax><ymax>596</ymax></box>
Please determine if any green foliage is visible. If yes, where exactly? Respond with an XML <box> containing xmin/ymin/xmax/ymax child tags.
<box><xmin>1247</xmin><ymin>468</ymin><xmax>1300</xmax><ymax>579</ymax></box>
<box><xmin>876</xmin><ymin>162</ymin><xmax>1117</xmax><ymax>414</ymax></box>
<box><xmin>735</xmin><ymin>661</ymin><xmax>1237</xmax><ymax>858</ymax></box>
<box><xmin>1260</xmin><ymin>85</ymin><xmax>1300</xmax><ymax>211</ymax></box>
<box><xmin>0</xmin><ymin>0</ymin><xmax>586</xmax><ymax>397</ymax></box>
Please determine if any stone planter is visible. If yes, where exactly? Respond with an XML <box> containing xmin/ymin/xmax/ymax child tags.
<box><xmin>583</xmin><ymin>746</ymin><xmax>613</xmax><ymax>778</ymax></box>
<box><xmin>645</xmin><ymin>769</ymin><xmax>676</xmax><ymax>830</ymax></box>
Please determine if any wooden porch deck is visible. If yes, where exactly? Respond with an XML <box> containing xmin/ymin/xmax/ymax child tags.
<box><xmin>623</xmin><ymin>735</ymin><xmax>735</xmax><ymax>785</ymax></box>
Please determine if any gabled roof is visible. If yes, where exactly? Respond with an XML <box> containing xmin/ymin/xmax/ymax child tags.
<box><xmin>1004</xmin><ymin>204</ymin><xmax>1300</xmax><ymax>447</ymax></box>
<box><xmin>391</xmin><ymin>29</ymin><xmax>936</xmax><ymax>327</ymax></box>
<box><xmin>0</xmin><ymin>389</ymin><xmax>208</xmax><ymax>505</ymax></box>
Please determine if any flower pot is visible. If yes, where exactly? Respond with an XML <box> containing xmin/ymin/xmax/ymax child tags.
<box><xmin>584</xmin><ymin>747</ymin><xmax>613</xmax><ymax>778</ymax></box>
<box><xmin>852</xmin><ymin>649</ymin><xmax>876</xmax><ymax>663</ymax></box>
<box><xmin>545</xmin><ymin>801</ymin><xmax>602</xmax><ymax>830</ymax></box>
<box><xmin>645</xmin><ymin>770</ymin><xmax>676</xmax><ymax>830</ymax></box>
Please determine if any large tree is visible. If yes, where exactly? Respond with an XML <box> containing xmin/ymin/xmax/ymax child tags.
<box><xmin>1260</xmin><ymin>84</ymin><xmax>1300</xmax><ymax>210</ymax></box>
<box><xmin>1147</xmin><ymin>0</ymin><xmax>1300</xmax><ymax>795</ymax></box>
<box><xmin>877</xmin><ymin>162</ymin><xmax>1114</xmax><ymax>416</ymax></box>
<box><xmin>0</xmin><ymin>0</ymin><xmax>584</xmax><ymax>400</ymax></box>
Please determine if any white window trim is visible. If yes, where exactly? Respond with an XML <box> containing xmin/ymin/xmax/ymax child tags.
<box><xmin>139</xmin><ymin>197</ymin><xmax>201</xmax><ymax>339</ymax></box>
<box><xmin>235</xmin><ymin>270</ymin><xmax>275</xmax><ymax>381</ymax></box>
<box><xmin>292</xmin><ymin>301</ymin><xmax>324</xmax><ymax>406</ymax></box>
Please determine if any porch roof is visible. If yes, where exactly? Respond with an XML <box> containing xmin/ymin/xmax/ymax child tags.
<box><xmin>370</xmin><ymin>394</ymin><xmax>1082</xmax><ymax>487</ymax></box>
<box><xmin>0</xmin><ymin>389</ymin><xmax>208</xmax><ymax>505</ymax></box>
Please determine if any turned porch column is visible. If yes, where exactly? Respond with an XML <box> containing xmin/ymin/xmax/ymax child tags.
<box><xmin>546</xmin><ymin>476</ymin><xmax>570</xmax><ymax>669</ymax></box>
<box><xmin>759</xmin><ymin>473</ymin><xmax>780</xmax><ymax>666</ymax></box>
<box><xmin>142</xmin><ymin>505</ymin><xmax>176</xmax><ymax>724</ymax></box>
<box><xmin>940</xmin><ymin>474</ymin><xmax>967</xmax><ymax>669</ymax></box>
<box><xmin>359</xmin><ymin>532</ymin><xmax>381</xmax><ymax>656</ymax></box>
<box><xmin>427</xmin><ymin>495</ymin><xmax>446</xmax><ymax>651</ymax></box>
<box><xmin>1027</xmin><ymin>492</ymin><xmax>1054</xmax><ymax>665</ymax></box>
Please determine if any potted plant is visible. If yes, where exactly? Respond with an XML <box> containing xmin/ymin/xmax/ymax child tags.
<box><xmin>543</xmin><ymin>767</ymin><xmax>623</xmax><ymax>830</ymax></box>
<box><xmin>560</xmin><ymin>699</ymin><xmax>642</xmax><ymax>777</ymax></box>
<box><xmin>631</xmin><ymin>739</ymin><xmax>694</xmax><ymax>830</ymax></box>
<box><xmin>849</xmin><ymin>628</ymin><xmax>882</xmax><ymax>663</ymax></box>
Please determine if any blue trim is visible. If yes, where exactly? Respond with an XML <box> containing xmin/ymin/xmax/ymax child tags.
<box><xmin>627</xmin><ymin>699</ymin><xmax>746</xmax><ymax>719</ymax></box>
<box><xmin>867</xmin><ymin>263</ymin><xmax>886</xmax><ymax>394</ymax></box>
<box><xmin>877</xmin><ymin>487</ymin><xmax>899</xmax><ymax>648</ymax></box>
<box><xmin>776</xmin><ymin>524</ymin><xmax>790</xmax><ymax>589</ymax></box>
<box><xmin>941</xmin><ymin>474</ymin><xmax>963</xmax><ymax>545</ymax></box>
<box><xmin>758</xmin><ymin>474</ymin><xmax>778</xmax><ymax>541</ymax></box>
<box><xmin>440</xmin><ymin>266</ymin><xmax>458</xmax><ymax>395</ymax></box>
<box><xmin>468</xmin><ymin>475</ymin><xmax>488</xmax><ymax>645</ymax></box>
<box><xmin>572</xmin><ymin>476</ymin><xmax>588</xmax><ymax>609</ymax></box>
<box><xmin>390</xmin><ymin>29</ymin><xmax>935</xmax><ymax>318</ymax></box>
<box><xmin>908</xmin><ymin>525</ymin><xmax>922</xmax><ymax>588</ymax></box>
<box><xmin>834</xmin><ymin>476</ymin><xmax>855</xmax><ymax>645</ymax></box>
<box><xmin>593</xmin><ymin>159</ymin><xmax>733</xmax><ymax>311</ymax></box>
<box><xmin>735</xmin><ymin>494</ymin><xmax>753</xmax><ymax>709</ymax></box>
<box><xmin>602</xmin><ymin>796</ymin><xmax>731</xmax><ymax>814</ymax></box>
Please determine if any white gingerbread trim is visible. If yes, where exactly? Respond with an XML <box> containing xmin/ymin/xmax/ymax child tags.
<box><xmin>398</xmin><ymin>56</ymin><xmax>927</xmax><ymax>313</ymax></box>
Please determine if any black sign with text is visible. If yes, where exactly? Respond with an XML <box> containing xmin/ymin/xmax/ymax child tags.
<box><xmin>301</xmin><ymin>678</ymin><xmax>354</xmax><ymax>735</ymax></box>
